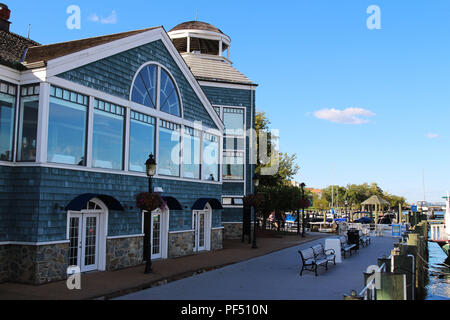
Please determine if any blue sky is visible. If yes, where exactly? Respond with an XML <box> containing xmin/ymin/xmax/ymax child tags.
<box><xmin>6</xmin><ymin>0</ymin><xmax>450</xmax><ymax>202</ymax></box>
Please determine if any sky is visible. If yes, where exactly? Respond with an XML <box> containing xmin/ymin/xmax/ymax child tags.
<box><xmin>5</xmin><ymin>0</ymin><xmax>450</xmax><ymax>203</ymax></box>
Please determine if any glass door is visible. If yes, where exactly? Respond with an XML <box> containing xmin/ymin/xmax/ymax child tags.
<box><xmin>68</xmin><ymin>213</ymin><xmax>100</xmax><ymax>272</ymax></box>
<box><xmin>151</xmin><ymin>211</ymin><xmax>162</xmax><ymax>259</ymax></box>
<box><xmin>81</xmin><ymin>213</ymin><xmax>100</xmax><ymax>272</ymax></box>
<box><xmin>193</xmin><ymin>211</ymin><xmax>206</xmax><ymax>252</ymax></box>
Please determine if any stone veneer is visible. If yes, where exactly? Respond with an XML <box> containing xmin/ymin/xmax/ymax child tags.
<box><xmin>0</xmin><ymin>245</ymin><xmax>8</xmax><ymax>283</ymax></box>
<box><xmin>222</xmin><ymin>222</ymin><xmax>243</xmax><ymax>240</ymax></box>
<box><xmin>211</xmin><ymin>229</ymin><xmax>223</xmax><ymax>251</ymax></box>
<box><xmin>106</xmin><ymin>236</ymin><xmax>143</xmax><ymax>271</ymax></box>
<box><xmin>106</xmin><ymin>236</ymin><xmax>144</xmax><ymax>271</ymax></box>
<box><xmin>168</xmin><ymin>231</ymin><xmax>194</xmax><ymax>258</ymax></box>
<box><xmin>5</xmin><ymin>243</ymin><xmax>69</xmax><ymax>284</ymax></box>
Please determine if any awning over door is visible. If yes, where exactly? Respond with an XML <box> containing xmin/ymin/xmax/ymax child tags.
<box><xmin>192</xmin><ymin>198</ymin><xmax>223</xmax><ymax>210</ymax></box>
<box><xmin>162</xmin><ymin>196</ymin><xmax>183</xmax><ymax>210</ymax></box>
<box><xmin>65</xmin><ymin>193</ymin><xmax>124</xmax><ymax>211</ymax></box>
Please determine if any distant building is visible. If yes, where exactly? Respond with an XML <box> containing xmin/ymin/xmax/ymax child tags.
<box><xmin>307</xmin><ymin>188</ymin><xmax>323</xmax><ymax>198</ymax></box>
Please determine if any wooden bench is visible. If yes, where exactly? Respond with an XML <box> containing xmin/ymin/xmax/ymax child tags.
<box><xmin>298</xmin><ymin>248</ymin><xmax>329</xmax><ymax>277</ymax></box>
<box><xmin>339</xmin><ymin>236</ymin><xmax>358</xmax><ymax>258</ymax></box>
<box><xmin>312</xmin><ymin>244</ymin><xmax>336</xmax><ymax>266</ymax></box>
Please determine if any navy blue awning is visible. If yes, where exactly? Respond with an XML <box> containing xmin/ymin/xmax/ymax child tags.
<box><xmin>65</xmin><ymin>193</ymin><xmax>124</xmax><ymax>211</ymax></box>
<box><xmin>162</xmin><ymin>196</ymin><xmax>183</xmax><ymax>210</ymax></box>
<box><xmin>192</xmin><ymin>198</ymin><xmax>223</xmax><ymax>210</ymax></box>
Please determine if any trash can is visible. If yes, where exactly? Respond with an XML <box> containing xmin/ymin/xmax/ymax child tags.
<box><xmin>347</xmin><ymin>229</ymin><xmax>360</xmax><ymax>250</ymax></box>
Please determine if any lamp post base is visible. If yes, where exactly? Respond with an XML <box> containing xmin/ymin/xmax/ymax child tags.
<box><xmin>144</xmin><ymin>261</ymin><xmax>152</xmax><ymax>274</ymax></box>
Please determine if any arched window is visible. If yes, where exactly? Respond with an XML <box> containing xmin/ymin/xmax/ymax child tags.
<box><xmin>131</xmin><ymin>64</ymin><xmax>181</xmax><ymax>117</ymax></box>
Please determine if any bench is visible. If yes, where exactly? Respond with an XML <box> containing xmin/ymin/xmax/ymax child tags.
<box><xmin>359</xmin><ymin>233</ymin><xmax>371</xmax><ymax>247</ymax></box>
<box><xmin>298</xmin><ymin>248</ymin><xmax>329</xmax><ymax>277</ymax></box>
<box><xmin>339</xmin><ymin>236</ymin><xmax>358</xmax><ymax>258</ymax></box>
<box><xmin>312</xmin><ymin>244</ymin><xmax>336</xmax><ymax>266</ymax></box>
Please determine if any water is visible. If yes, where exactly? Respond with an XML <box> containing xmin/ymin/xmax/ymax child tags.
<box><xmin>426</xmin><ymin>241</ymin><xmax>450</xmax><ymax>300</ymax></box>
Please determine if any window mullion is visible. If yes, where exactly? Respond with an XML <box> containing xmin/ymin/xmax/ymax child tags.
<box><xmin>86</xmin><ymin>96</ymin><xmax>95</xmax><ymax>168</ymax></box>
<box><xmin>156</xmin><ymin>67</ymin><xmax>161</xmax><ymax>111</ymax></box>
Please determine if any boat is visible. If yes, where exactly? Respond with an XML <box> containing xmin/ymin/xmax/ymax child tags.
<box><xmin>429</xmin><ymin>195</ymin><xmax>450</xmax><ymax>259</ymax></box>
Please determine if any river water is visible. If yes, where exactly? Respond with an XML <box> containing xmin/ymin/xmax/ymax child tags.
<box><xmin>425</xmin><ymin>240</ymin><xmax>450</xmax><ymax>300</ymax></box>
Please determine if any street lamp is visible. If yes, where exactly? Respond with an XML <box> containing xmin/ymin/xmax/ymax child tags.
<box><xmin>300</xmin><ymin>183</ymin><xmax>306</xmax><ymax>238</ymax></box>
<box><xmin>144</xmin><ymin>154</ymin><xmax>157</xmax><ymax>274</ymax></box>
<box><xmin>252</xmin><ymin>174</ymin><xmax>260</xmax><ymax>249</ymax></box>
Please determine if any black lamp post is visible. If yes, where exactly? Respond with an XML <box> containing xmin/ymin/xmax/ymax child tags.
<box><xmin>300</xmin><ymin>183</ymin><xmax>306</xmax><ymax>238</ymax></box>
<box><xmin>144</xmin><ymin>154</ymin><xmax>157</xmax><ymax>274</ymax></box>
<box><xmin>252</xmin><ymin>174</ymin><xmax>260</xmax><ymax>249</ymax></box>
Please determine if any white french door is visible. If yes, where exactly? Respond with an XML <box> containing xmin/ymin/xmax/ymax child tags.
<box><xmin>193</xmin><ymin>210</ymin><xmax>210</xmax><ymax>252</ymax></box>
<box><xmin>151</xmin><ymin>211</ymin><xmax>162</xmax><ymax>260</ymax></box>
<box><xmin>68</xmin><ymin>213</ymin><xmax>100</xmax><ymax>272</ymax></box>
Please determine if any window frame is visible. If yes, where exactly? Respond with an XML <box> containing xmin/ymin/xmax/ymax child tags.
<box><xmin>0</xmin><ymin>80</ymin><xmax>17</xmax><ymax>162</ymax></box>
<box><xmin>130</xmin><ymin>62</ymin><xmax>183</xmax><ymax>119</ymax></box>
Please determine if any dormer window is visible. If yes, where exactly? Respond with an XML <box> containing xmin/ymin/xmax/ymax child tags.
<box><xmin>131</xmin><ymin>64</ymin><xmax>181</xmax><ymax>117</ymax></box>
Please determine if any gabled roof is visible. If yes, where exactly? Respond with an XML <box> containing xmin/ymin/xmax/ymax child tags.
<box><xmin>182</xmin><ymin>53</ymin><xmax>256</xmax><ymax>86</ymax></box>
<box><xmin>0</xmin><ymin>30</ymin><xmax>39</xmax><ymax>70</ymax></box>
<box><xmin>22</xmin><ymin>27</ymin><xmax>161</xmax><ymax>68</ymax></box>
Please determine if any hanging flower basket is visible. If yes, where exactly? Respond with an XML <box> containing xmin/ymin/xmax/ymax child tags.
<box><xmin>135</xmin><ymin>192</ymin><xmax>167</xmax><ymax>212</ymax></box>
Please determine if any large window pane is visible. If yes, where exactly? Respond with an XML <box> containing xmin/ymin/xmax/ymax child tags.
<box><xmin>18</xmin><ymin>86</ymin><xmax>39</xmax><ymax>162</ymax></box>
<box><xmin>129</xmin><ymin>111</ymin><xmax>155</xmax><ymax>172</ymax></box>
<box><xmin>92</xmin><ymin>100</ymin><xmax>124</xmax><ymax>170</ymax></box>
<box><xmin>203</xmin><ymin>133</ymin><xmax>219</xmax><ymax>181</ymax></box>
<box><xmin>183</xmin><ymin>127</ymin><xmax>200</xmax><ymax>179</ymax></box>
<box><xmin>223</xmin><ymin>151</ymin><xmax>244</xmax><ymax>180</ymax></box>
<box><xmin>131</xmin><ymin>65</ymin><xmax>157</xmax><ymax>109</ymax></box>
<box><xmin>160</xmin><ymin>69</ymin><xmax>181</xmax><ymax>117</ymax></box>
<box><xmin>158</xmin><ymin>120</ymin><xmax>180</xmax><ymax>177</ymax></box>
<box><xmin>0</xmin><ymin>92</ymin><xmax>15</xmax><ymax>161</ymax></box>
<box><xmin>47</xmin><ymin>96</ymin><xmax>87</xmax><ymax>165</ymax></box>
<box><xmin>224</xmin><ymin>108</ymin><xmax>244</xmax><ymax>136</ymax></box>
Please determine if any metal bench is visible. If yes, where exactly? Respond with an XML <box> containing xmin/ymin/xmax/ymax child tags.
<box><xmin>312</xmin><ymin>244</ymin><xmax>336</xmax><ymax>266</ymax></box>
<box><xmin>298</xmin><ymin>247</ymin><xmax>329</xmax><ymax>277</ymax></box>
<box><xmin>359</xmin><ymin>234</ymin><xmax>371</xmax><ymax>247</ymax></box>
<box><xmin>339</xmin><ymin>236</ymin><xmax>358</xmax><ymax>258</ymax></box>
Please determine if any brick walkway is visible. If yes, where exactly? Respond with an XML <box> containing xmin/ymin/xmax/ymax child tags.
<box><xmin>0</xmin><ymin>233</ymin><xmax>326</xmax><ymax>300</ymax></box>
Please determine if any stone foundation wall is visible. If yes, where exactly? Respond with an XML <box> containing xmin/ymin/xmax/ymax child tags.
<box><xmin>0</xmin><ymin>245</ymin><xmax>9</xmax><ymax>283</ymax></box>
<box><xmin>7</xmin><ymin>243</ymin><xmax>69</xmax><ymax>285</ymax></box>
<box><xmin>211</xmin><ymin>229</ymin><xmax>223</xmax><ymax>251</ymax></box>
<box><xmin>168</xmin><ymin>231</ymin><xmax>194</xmax><ymax>258</ymax></box>
<box><xmin>223</xmin><ymin>223</ymin><xmax>243</xmax><ymax>240</ymax></box>
<box><xmin>106</xmin><ymin>236</ymin><xmax>143</xmax><ymax>271</ymax></box>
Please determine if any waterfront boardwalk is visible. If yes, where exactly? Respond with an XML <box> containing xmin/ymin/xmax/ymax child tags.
<box><xmin>119</xmin><ymin>232</ymin><xmax>397</xmax><ymax>300</ymax></box>
<box><xmin>0</xmin><ymin>233</ymin><xmax>325</xmax><ymax>300</ymax></box>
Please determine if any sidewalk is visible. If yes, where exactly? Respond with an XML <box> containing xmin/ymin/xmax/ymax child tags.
<box><xmin>0</xmin><ymin>233</ymin><xmax>326</xmax><ymax>300</ymax></box>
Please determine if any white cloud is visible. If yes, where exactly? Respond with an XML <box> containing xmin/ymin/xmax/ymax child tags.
<box><xmin>88</xmin><ymin>10</ymin><xmax>117</xmax><ymax>24</ymax></box>
<box><xmin>313</xmin><ymin>108</ymin><xmax>376</xmax><ymax>125</ymax></box>
<box><xmin>100</xmin><ymin>10</ymin><xmax>117</xmax><ymax>24</ymax></box>
<box><xmin>426</xmin><ymin>133</ymin><xmax>439</xmax><ymax>139</ymax></box>
<box><xmin>88</xmin><ymin>13</ymin><xmax>99</xmax><ymax>22</ymax></box>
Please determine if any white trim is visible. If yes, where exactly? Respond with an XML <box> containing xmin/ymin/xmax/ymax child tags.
<box><xmin>86</xmin><ymin>96</ymin><xmax>94</xmax><ymax>168</ymax></box>
<box><xmin>46</xmin><ymin>77</ymin><xmax>222</xmax><ymax>137</ymax></box>
<box><xmin>0</xmin><ymin>162</ymin><xmax>222</xmax><ymax>185</ymax></box>
<box><xmin>168</xmin><ymin>229</ymin><xmax>195</xmax><ymax>234</ymax></box>
<box><xmin>168</xmin><ymin>29</ymin><xmax>231</xmax><ymax>45</ymax></box>
<box><xmin>211</xmin><ymin>227</ymin><xmax>225</xmax><ymax>230</ymax></box>
<box><xmin>36</xmin><ymin>82</ymin><xmax>50</xmax><ymax>163</ymax></box>
<box><xmin>0</xmin><ymin>65</ymin><xmax>21</xmax><ymax>84</ymax></box>
<box><xmin>123</xmin><ymin>107</ymin><xmax>131</xmax><ymax>171</ymax></box>
<box><xmin>107</xmin><ymin>234</ymin><xmax>145</xmax><ymax>240</ymax></box>
<box><xmin>198</xmin><ymin>80</ymin><xmax>257</xmax><ymax>90</ymax></box>
<box><xmin>0</xmin><ymin>240</ymin><xmax>70</xmax><ymax>246</ymax></box>
<box><xmin>223</xmin><ymin>205</ymin><xmax>244</xmax><ymax>209</ymax></box>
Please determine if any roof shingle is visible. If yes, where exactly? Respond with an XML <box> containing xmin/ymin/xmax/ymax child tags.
<box><xmin>0</xmin><ymin>30</ymin><xmax>39</xmax><ymax>70</ymax></box>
